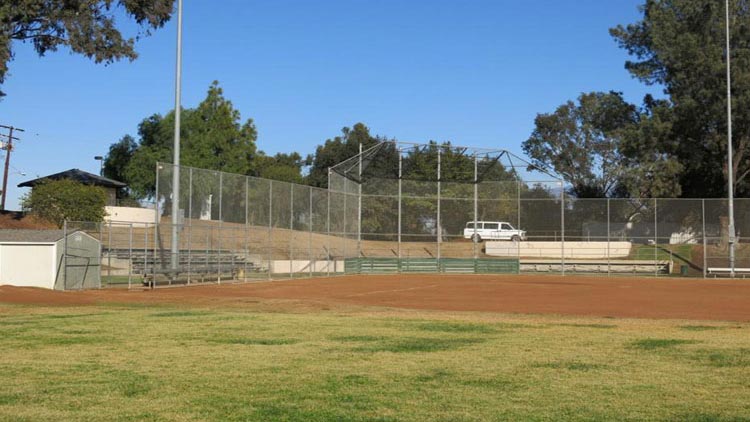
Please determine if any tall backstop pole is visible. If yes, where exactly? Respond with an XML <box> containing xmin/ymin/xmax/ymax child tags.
<box><xmin>357</xmin><ymin>143</ymin><xmax>362</xmax><ymax>259</ymax></box>
<box><xmin>170</xmin><ymin>0</ymin><xmax>183</xmax><ymax>271</ymax></box>
<box><xmin>473</xmin><ymin>154</ymin><xmax>478</xmax><ymax>260</ymax></box>
<box><xmin>560</xmin><ymin>182</ymin><xmax>565</xmax><ymax>276</ymax></box>
<box><xmin>436</xmin><ymin>148</ymin><xmax>441</xmax><ymax>261</ymax></box>
<box><xmin>398</xmin><ymin>151</ymin><xmax>402</xmax><ymax>263</ymax></box>
<box><xmin>725</xmin><ymin>0</ymin><xmax>736</xmax><ymax>277</ymax></box>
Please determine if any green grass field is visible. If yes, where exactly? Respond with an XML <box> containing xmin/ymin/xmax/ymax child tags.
<box><xmin>0</xmin><ymin>301</ymin><xmax>749</xmax><ymax>421</ymax></box>
<box><xmin>101</xmin><ymin>275</ymin><xmax>135</xmax><ymax>286</ymax></box>
<box><xmin>629</xmin><ymin>244</ymin><xmax>701</xmax><ymax>275</ymax></box>
<box><xmin>630</xmin><ymin>244</ymin><xmax>694</xmax><ymax>261</ymax></box>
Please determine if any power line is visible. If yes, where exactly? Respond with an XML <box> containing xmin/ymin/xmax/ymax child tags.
<box><xmin>0</xmin><ymin>124</ymin><xmax>26</xmax><ymax>211</ymax></box>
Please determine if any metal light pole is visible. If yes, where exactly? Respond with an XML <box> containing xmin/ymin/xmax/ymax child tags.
<box><xmin>726</xmin><ymin>0</ymin><xmax>736</xmax><ymax>277</ymax></box>
<box><xmin>94</xmin><ymin>156</ymin><xmax>104</xmax><ymax>176</ymax></box>
<box><xmin>171</xmin><ymin>0</ymin><xmax>183</xmax><ymax>270</ymax></box>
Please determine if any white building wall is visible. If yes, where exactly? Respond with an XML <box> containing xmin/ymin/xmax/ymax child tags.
<box><xmin>104</xmin><ymin>206</ymin><xmax>157</xmax><ymax>227</ymax></box>
<box><xmin>270</xmin><ymin>260</ymin><xmax>344</xmax><ymax>274</ymax></box>
<box><xmin>485</xmin><ymin>241</ymin><xmax>632</xmax><ymax>259</ymax></box>
<box><xmin>0</xmin><ymin>243</ymin><xmax>56</xmax><ymax>289</ymax></box>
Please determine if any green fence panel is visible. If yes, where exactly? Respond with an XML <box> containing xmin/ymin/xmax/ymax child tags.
<box><xmin>439</xmin><ymin>259</ymin><xmax>477</xmax><ymax>273</ymax></box>
<box><xmin>474</xmin><ymin>259</ymin><xmax>519</xmax><ymax>274</ymax></box>
<box><xmin>344</xmin><ymin>258</ymin><xmax>361</xmax><ymax>274</ymax></box>
<box><xmin>346</xmin><ymin>258</ymin><xmax>519</xmax><ymax>275</ymax></box>
<box><xmin>401</xmin><ymin>258</ymin><xmax>440</xmax><ymax>273</ymax></box>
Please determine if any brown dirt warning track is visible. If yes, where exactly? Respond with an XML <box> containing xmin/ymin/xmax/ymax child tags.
<box><xmin>1</xmin><ymin>274</ymin><xmax>749</xmax><ymax>322</ymax></box>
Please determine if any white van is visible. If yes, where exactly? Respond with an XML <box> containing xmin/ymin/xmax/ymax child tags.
<box><xmin>463</xmin><ymin>221</ymin><xmax>526</xmax><ymax>242</ymax></box>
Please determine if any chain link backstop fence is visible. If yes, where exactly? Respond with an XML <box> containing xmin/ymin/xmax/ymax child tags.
<box><xmin>57</xmin><ymin>142</ymin><xmax>750</xmax><ymax>289</ymax></box>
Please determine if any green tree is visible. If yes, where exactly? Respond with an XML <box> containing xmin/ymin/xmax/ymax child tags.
<box><xmin>253</xmin><ymin>152</ymin><xmax>305</xmax><ymax>184</ymax></box>
<box><xmin>103</xmin><ymin>135</ymin><xmax>137</xmax><ymax>183</ymax></box>
<box><xmin>122</xmin><ymin>81</ymin><xmax>259</xmax><ymax>200</ymax></box>
<box><xmin>0</xmin><ymin>0</ymin><xmax>175</xmax><ymax>97</ymax></box>
<box><xmin>617</xmin><ymin>97</ymin><xmax>684</xmax><ymax>198</ymax></box>
<box><xmin>102</xmin><ymin>134</ymin><xmax>137</xmax><ymax>203</ymax></box>
<box><xmin>306</xmin><ymin>123</ymin><xmax>381</xmax><ymax>188</ymax></box>
<box><xmin>21</xmin><ymin>179</ymin><xmax>107</xmax><ymax>227</ymax></box>
<box><xmin>524</xmin><ymin>91</ymin><xmax>635</xmax><ymax>198</ymax></box>
<box><xmin>611</xmin><ymin>0</ymin><xmax>750</xmax><ymax>197</ymax></box>
<box><xmin>523</xmin><ymin>91</ymin><xmax>682</xmax><ymax>198</ymax></box>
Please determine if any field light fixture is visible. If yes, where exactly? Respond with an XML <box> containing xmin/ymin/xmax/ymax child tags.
<box><xmin>94</xmin><ymin>156</ymin><xmax>104</xmax><ymax>176</ymax></box>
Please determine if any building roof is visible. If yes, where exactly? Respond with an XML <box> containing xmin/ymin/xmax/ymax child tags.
<box><xmin>17</xmin><ymin>169</ymin><xmax>126</xmax><ymax>189</ymax></box>
<box><xmin>0</xmin><ymin>229</ymin><xmax>71</xmax><ymax>243</ymax></box>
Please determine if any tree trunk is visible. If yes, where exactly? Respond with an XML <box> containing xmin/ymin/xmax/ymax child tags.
<box><xmin>719</xmin><ymin>216</ymin><xmax>729</xmax><ymax>250</ymax></box>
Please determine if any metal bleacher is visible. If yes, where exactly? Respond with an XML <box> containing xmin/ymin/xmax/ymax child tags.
<box><xmin>104</xmin><ymin>248</ymin><xmax>265</xmax><ymax>286</ymax></box>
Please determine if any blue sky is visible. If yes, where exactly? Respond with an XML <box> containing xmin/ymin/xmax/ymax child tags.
<box><xmin>0</xmin><ymin>0</ymin><xmax>657</xmax><ymax>209</ymax></box>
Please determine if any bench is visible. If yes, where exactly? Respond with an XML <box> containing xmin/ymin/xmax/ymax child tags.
<box><xmin>521</xmin><ymin>259</ymin><xmax>671</xmax><ymax>274</ymax></box>
<box><xmin>142</xmin><ymin>264</ymin><xmax>245</xmax><ymax>287</ymax></box>
<box><xmin>707</xmin><ymin>267</ymin><xmax>750</xmax><ymax>278</ymax></box>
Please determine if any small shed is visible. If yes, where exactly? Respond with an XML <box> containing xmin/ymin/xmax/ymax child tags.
<box><xmin>0</xmin><ymin>229</ymin><xmax>101</xmax><ymax>290</ymax></box>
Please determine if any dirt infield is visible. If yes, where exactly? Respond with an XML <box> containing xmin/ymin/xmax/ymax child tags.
<box><xmin>2</xmin><ymin>274</ymin><xmax>749</xmax><ymax>321</ymax></box>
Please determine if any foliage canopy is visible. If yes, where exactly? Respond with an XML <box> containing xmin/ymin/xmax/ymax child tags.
<box><xmin>524</xmin><ymin>0</ymin><xmax>750</xmax><ymax>199</ymax></box>
<box><xmin>104</xmin><ymin>81</ymin><xmax>309</xmax><ymax>201</ymax></box>
<box><xmin>0</xmin><ymin>0</ymin><xmax>175</xmax><ymax>97</ymax></box>
<box><xmin>21</xmin><ymin>179</ymin><xmax>107</xmax><ymax>227</ymax></box>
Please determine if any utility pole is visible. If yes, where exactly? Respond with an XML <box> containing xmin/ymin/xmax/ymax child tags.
<box><xmin>0</xmin><ymin>125</ymin><xmax>25</xmax><ymax>211</ymax></box>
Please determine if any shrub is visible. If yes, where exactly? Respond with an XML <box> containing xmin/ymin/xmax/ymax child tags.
<box><xmin>21</xmin><ymin>180</ymin><xmax>107</xmax><ymax>227</ymax></box>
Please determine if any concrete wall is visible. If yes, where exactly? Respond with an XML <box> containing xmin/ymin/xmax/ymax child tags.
<box><xmin>105</xmin><ymin>206</ymin><xmax>157</xmax><ymax>227</ymax></box>
<box><xmin>486</xmin><ymin>241</ymin><xmax>632</xmax><ymax>259</ymax></box>
<box><xmin>100</xmin><ymin>254</ymin><xmax>132</xmax><ymax>276</ymax></box>
<box><xmin>0</xmin><ymin>243</ymin><xmax>57</xmax><ymax>289</ymax></box>
<box><xmin>105</xmin><ymin>188</ymin><xmax>117</xmax><ymax>206</ymax></box>
<box><xmin>270</xmin><ymin>260</ymin><xmax>344</xmax><ymax>274</ymax></box>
